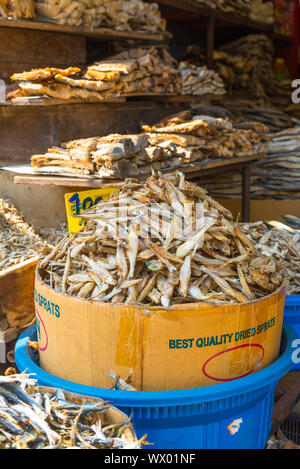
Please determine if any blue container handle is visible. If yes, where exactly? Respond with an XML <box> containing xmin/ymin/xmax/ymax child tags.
<box><xmin>15</xmin><ymin>322</ymin><xmax>298</xmax><ymax>408</ymax></box>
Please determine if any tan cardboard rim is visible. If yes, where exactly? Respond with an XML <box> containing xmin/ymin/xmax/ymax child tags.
<box><xmin>36</xmin><ymin>262</ymin><xmax>287</xmax><ymax>311</ymax></box>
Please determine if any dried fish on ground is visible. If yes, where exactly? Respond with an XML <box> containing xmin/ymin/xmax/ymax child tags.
<box><xmin>38</xmin><ymin>172</ymin><xmax>285</xmax><ymax>306</ymax></box>
<box><xmin>0</xmin><ymin>199</ymin><xmax>48</xmax><ymax>270</ymax></box>
<box><xmin>0</xmin><ymin>372</ymin><xmax>142</xmax><ymax>449</ymax></box>
<box><xmin>240</xmin><ymin>221</ymin><xmax>300</xmax><ymax>295</ymax></box>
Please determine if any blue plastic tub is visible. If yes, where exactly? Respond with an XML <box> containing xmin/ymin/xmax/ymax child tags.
<box><xmin>15</xmin><ymin>322</ymin><xmax>297</xmax><ymax>449</ymax></box>
<box><xmin>284</xmin><ymin>295</ymin><xmax>300</xmax><ymax>371</ymax></box>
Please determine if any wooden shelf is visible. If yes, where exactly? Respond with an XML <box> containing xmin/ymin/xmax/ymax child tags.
<box><xmin>8</xmin><ymin>155</ymin><xmax>261</xmax><ymax>187</ymax></box>
<box><xmin>272</xmin><ymin>33</ymin><xmax>295</xmax><ymax>43</ymax></box>
<box><xmin>4</xmin><ymin>93</ymin><xmax>223</xmax><ymax>107</ymax></box>
<box><xmin>150</xmin><ymin>0</ymin><xmax>273</xmax><ymax>32</ymax></box>
<box><xmin>0</xmin><ymin>18</ymin><xmax>170</xmax><ymax>42</ymax></box>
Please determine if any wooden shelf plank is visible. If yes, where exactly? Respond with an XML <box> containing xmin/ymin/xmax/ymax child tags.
<box><xmin>10</xmin><ymin>154</ymin><xmax>262</xmax><ymax>187</ymax></box>
<box><xmin>0</xmin><ymin>18</ymin><xmax>170</xmax><ymax>42</ymax></box>
<box><xmin>4</xmin><ymin>93</ymin><xmax>223</xmax><ymax>106</ymax></box>
<box><xmin>149</xmin><ymin>0</ymin><xmax>273</xmax><ymax>32</ymax></box>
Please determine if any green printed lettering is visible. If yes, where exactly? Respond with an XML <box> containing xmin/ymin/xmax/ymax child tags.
<box><xmin>196</xmin><ymin>338</ymin><xmax>203</xmax><ymax>348</ymax></box>
<box><xmin>169</xmin><ymin>340</ymin><xmax>176</xmax><ymax>349</ymax></box>
<box><xmin>55</xmin><ymin>305</ymin><xmax>60</xmax><ymax>318</ymax></box>
<box><xmin>209</xmin><ymin>336</ymin><xmax>216</xmax><ymax>346</ymax></box>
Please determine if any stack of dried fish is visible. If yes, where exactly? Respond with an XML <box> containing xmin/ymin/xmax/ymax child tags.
<box><xmin>249</xmin><ymin>0</ymin><xmax>274</xmax><ymax>24</ymax></box>
<box><xmin>0</xmin><ymin>0</ymin><xmax>35</xmax><ymax>19</ymax></box>
<box><xmin>178</xmin><ymin>62</ymin><xmax>226</xmax><ymax>96</ymax></box>
<box><xmin>35</xmin><ymin>0</ymin><xmax>166</xmax><ymax>33</ymax></box>
<box><xmin>38</xmin><ymin>172</ymin><xmax>285</xmax><ymax>306</ymax></box>
<box><xmin>217</xmin><ymin>34</ymin><xmax>276</xmax><ymax>102</ymax></box>
<box><xmin>185</xmin><ymin>35</ymin><xmax>291</xmax><ymax>105</ymax></box>
<box><xmin>0</xmin><ymin>372</ymin><xmax>142</xmax><ymax>449</ymax></box>
<box><xmin>31</xmin><ymin>111</ymin><xmax>268</xmax><ymax>178</ymax></box>
<box><xmin>195</xmin><ymin>0</ymin><xmax>250</xmax><ymax>16</ymax></box>
<box><xmin>0</xmin><ymin>199</ymin><xmax>46</xmax><ymax>270</ymax></box>
<box><xmin>217</xmin><ymin>0</ymin><xmax>250</xmax><ymax>16</ymax></box>
<box><xmin>83</xmin><ymin>48</ymin><xmax>181</xmax><ymax>96</ymax></box>
<box><xmin>142</xmin><ymin>110</ymin><xmax>268</xmax><ymax>161</ymax></box>
<box><xmin>6</xmin><ymin>67</ymin><xmax>97</xmax><ymax>102</ymax></box>
<box><xmin>8</xmin><ymin>48</ymin><xmax>181</xmax><ymax>101</ymax></box>
<box><xmin>251</xmin><ymin>127</ymin><xmax>300</xmax><ymax>199</ymax></box>
<box><xmin>201</xmin><ymin>126</ymin><xmax>300</xmax><ymax>199</ymax></box>
<box><xmin>240</xmin><ymin>221</ymin><xmax>300</xmax><ymax>295</ymax></box>
<box><xmin>223</xmin><ymin>100</ymin><xmax>298</xmax><ymax>133</ymax></box>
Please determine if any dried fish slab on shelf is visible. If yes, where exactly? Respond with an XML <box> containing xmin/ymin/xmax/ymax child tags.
<box><xmin>142</xmin><ymin>111</ymin><xmax>268</xmax><ymax>160</ymax></box>
<box><xmin>185</xmin><ymin>34</ymin><xmax>289</xmax><ymax>105</ymax></box>
<box><xmin>34</xmin><ymin>0</ymin><xmax>166</xmax><ymax>33</ymax></box>
<box><xmin>8</xmin><ymin>48</ymin><xmax>181</xmax><ymax>102</ymax></box>
<box><xmin>0</xmin><ymin>0</ymin><xmax>35</xmax><ymax>19</ymax></box>
<box><xmin>38</xmin><ymin>171</ymin><xmax>285</xmax><ymax>307</ymax></box>
<box><xmin>0</xmin><ymin>372</ymin><xmax>142</xmax><ymax>449</ymax></box>
<box><xmin>178</xmin><ymin>62</ymin><xmax>226</xmax><ymax>96</ymax></box>
<box><xmin>31</xmin><ymin>110</ymin><xmax>268</xmax><ymax>178</ymax></box>
<box><xmin>251</xmin><ymin>127</ymin><xmax>300</xmax><ymax>199</ymax></box>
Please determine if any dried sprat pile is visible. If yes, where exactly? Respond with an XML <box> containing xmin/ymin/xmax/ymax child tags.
<box><xmin>240</xmin><ymin>221</ymin><xmax>300</xmax><ymax>295</ymax></box>
<box><xmin>8</xmin><ymin>48</ymin><xmax>180</xmax><ymax>102</ymax></box>
<box><xmin>178</xmin><ymin>62</ymin><xmax>226</xmax><ymax>96</ymax></box>
<box><xmin>34</xmin><ymin>0</ymin><xmax>166</xmax><ymax>33</ymax></box>
<box><xmin>0</xmin><ymin>373</ymin><xmax>142</xmax><ymax>449</ymax></box>
<box><xmin>35</xmin><ymin>223</ymin><xmax>68</xmax><ymax>246</ymax></box>
<box><xmin>39</xmin><ymin>172</ymin><xmax>284</xmax><ymax>306</ymax></box>
<box><xmin>0</xmin><ymin>199</ymin><xmax>46</xmax><ymax>270</ymax></box>
<box><xmin>0</xmin><ymin>0</ymin><xmax>35</xmax><ymax>19</ymax></box>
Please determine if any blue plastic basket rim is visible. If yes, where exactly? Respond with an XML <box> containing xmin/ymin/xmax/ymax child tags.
<box><xmin>15</xmin><ymin>322</ymin><xmax>297</xmax><ymax>408</ymax></box>
<box><xmin>285</xmin><ymin>295</ymin><xmax>300</xmax><ymax>306</ymax></box>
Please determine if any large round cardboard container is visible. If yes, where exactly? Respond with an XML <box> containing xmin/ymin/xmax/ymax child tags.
<box><xmin>34</xmin><ymin>269</ymin><xmax>287</xmax><ymax>391</ymax></box>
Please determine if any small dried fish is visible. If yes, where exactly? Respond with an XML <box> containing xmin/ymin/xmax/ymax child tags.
<box><xmin>38</xmin><ymin>172</ymin><xmax>284</xmax><ymax>306</ymax></box>
<box><xmin>240</xmin><ymin>221</ymin><xmax>300</xmax><ymax>295</ymax></box>
<box><xmin>0</xmin><ymin>373</ymin><xmax>142</xmax><ymax>449</ymax></box>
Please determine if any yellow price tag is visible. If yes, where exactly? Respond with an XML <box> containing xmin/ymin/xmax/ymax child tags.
<box><xmin>65</xmin><ymin>187</ymin><xmax>120</xmax><ymax>233</ymax></box>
